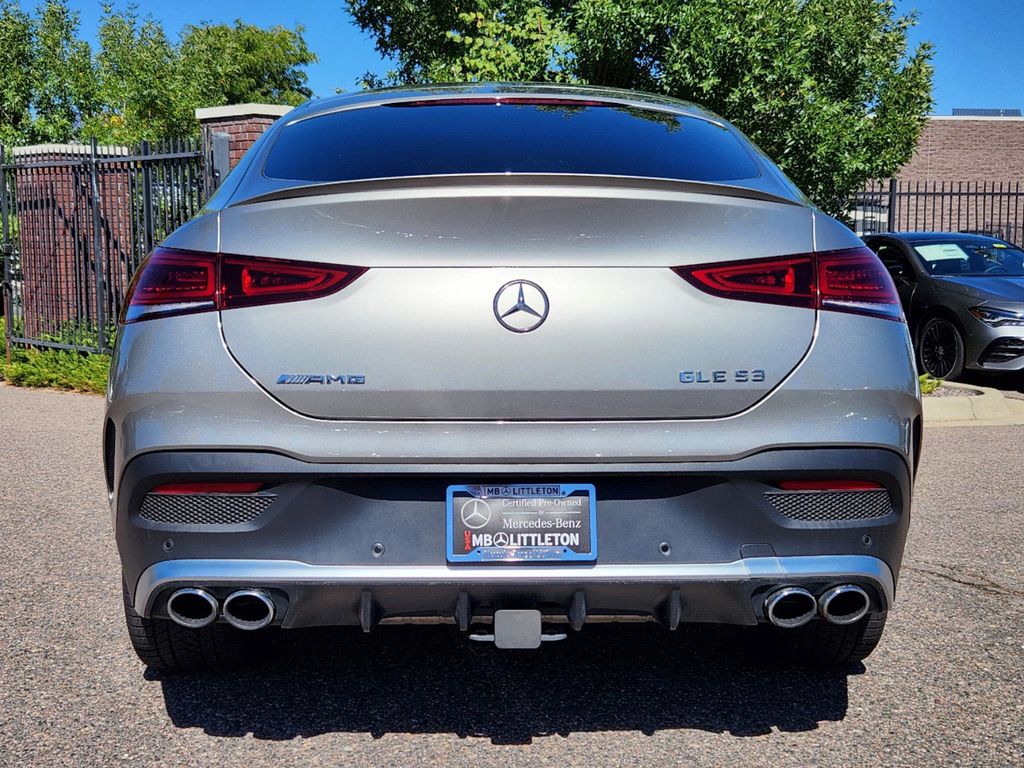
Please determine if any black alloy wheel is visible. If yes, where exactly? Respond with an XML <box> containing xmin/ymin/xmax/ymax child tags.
<box><xmin>918</xmin><ymin>317</ymin><xmax>965</xmax><ymax>380</ymax></box>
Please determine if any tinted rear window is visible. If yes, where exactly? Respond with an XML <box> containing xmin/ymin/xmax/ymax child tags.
<box><xmin>263</xmin><ymin>101</ymin><xmax>760</xmax><ymax>183</ymax></box>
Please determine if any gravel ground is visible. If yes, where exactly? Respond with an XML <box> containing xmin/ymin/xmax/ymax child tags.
<box><xmin>926</xmin><ymin>386</ymin><xmax>979</xmax><ymax>398</ymax></box>
<box><xmin>1</xmin><ymin>384</ymin><xmax>1022</xmax><ymax>767</ymax></box>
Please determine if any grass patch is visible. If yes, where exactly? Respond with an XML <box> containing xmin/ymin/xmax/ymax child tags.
<box><xmin>919</xmin><ymin>373</ymin><xmax>942</xmax><ymax>396</ymax></box>
<box><xmin>0</xmin><ymin>346</ymin><xmax>110</xmax><ymax>394</ymax></box>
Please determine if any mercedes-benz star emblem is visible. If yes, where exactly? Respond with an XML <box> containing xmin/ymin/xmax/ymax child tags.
<box><xmin>493</xmin><ymin>280</ymin><xmax>549</xmax><ymax>333</ymax></box>
<box><xmin>460</xmin><ymin>498</ymin><xmax>492</xmax><ymax>530</ymax></box>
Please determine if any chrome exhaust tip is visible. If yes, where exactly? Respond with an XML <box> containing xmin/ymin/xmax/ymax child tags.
<box><xmin>166</xmin><ymin>588</ymin><xmax>218</xmax><ymax>629</ymax></box>
<box><xmin>764</xmin><ymin>586</ymin><xmax>817</xmax><ymax>628</ymax></box>
<box><xmin>819</xmin><ymin>584</ymin><xmax>870</xmax><ymax>625</ymax></box>
<box><xmin>222</xmin><ymin>589</ymin><xmax>275</xmax><ymax>631</ymax></box>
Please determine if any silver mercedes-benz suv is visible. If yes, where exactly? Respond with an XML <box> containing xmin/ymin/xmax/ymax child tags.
<box><xmin>106</xmin><ymin>84</ymin><xmax>921</xmax><ymax>672</ymax></box>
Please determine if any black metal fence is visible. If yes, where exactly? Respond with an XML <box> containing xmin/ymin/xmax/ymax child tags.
<box><xmin>4</xmin><ymin>162</ymin><xmax>1024</xmax><ymax>357</ymax></box>
<box><xmin>849</xmin><ymin>180</ymin><xmax>1024</xmax><ymax>246</ymax></box>
<box><xmin>1</xmin><ymin>138</ymin><xmax>209</xmax><ymax>354</ymax></box>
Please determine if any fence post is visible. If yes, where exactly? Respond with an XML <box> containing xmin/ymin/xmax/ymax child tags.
<box><xmin>195</xmin><ymin>104</ymin><xmax>293</xmax><ymax>194</ymax></box>
<box><xmin>89</xmin><ymin>138</ymin><xmax>107</xmax><ymax>353</ymax></box>
<box><xmin>211</xmin><ymin>132</ymin><xmax>230</xmax><ymax>191</ymax></box>
<box><xmin>886</xmin><ymin>178</ymin><xmax>897</xmax><ymax>232</ymax></box>
<box><xmin>141</xmin><ymin>140</ymin><xmax>154</xmax><ymax>255</ymax></box>
<box><xmin>1</xmin><ymin>144</ymin><xmax>11</xmax><ymax>363</ymax></box>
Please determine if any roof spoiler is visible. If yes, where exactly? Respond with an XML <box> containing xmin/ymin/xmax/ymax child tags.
<box><xmin>231</xmin><ymin>173</ymin><xmax>804</xmax><ymax>209</ymax></box>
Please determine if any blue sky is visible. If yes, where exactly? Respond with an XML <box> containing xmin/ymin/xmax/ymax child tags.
<box><xmin>59</xmin><ymin>1</ymin><xmax>1021</xmax><ymax>114</ymax></box>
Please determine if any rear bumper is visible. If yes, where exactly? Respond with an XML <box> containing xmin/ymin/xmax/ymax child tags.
<box><xmin>135</xmin><ymin>555</ymin><xmax>895</xmax><ymax>629</ymax></box>
<box><xmin>117</xmin><ymin>447</ymin><xmax>912</xmax><ymax>628</ymax></box>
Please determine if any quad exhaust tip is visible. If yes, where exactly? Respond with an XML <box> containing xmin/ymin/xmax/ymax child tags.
<box><xmin>222</xmin><ymin>589</ymin><xmax>275</xmax><ymax>631</ymax></box>
<box><xmin>764</xmin><ymin>586</ymin><xmax>817</xmax><ymax>629</ymax></box>
<box><xmin>166</xmin><ymin>588</ymin><xmax>218</xmax><ymax>629</ymax></box>
<box><xmin>818</xmin><ymin>584</ymin><xmax>870</xmax><ymax>625</ymax></box>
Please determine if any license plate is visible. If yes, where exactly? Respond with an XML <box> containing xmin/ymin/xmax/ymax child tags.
<box><xmin>446</xmin><ymin>484</ymin><xmax>597</xmax><ymax>563</ymax></box>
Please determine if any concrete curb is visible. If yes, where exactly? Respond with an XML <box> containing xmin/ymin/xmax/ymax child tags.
<box><xmin>923</xmin><ymin>382</ymin><xmax>1024</xmax><ymax>427</ymax></box>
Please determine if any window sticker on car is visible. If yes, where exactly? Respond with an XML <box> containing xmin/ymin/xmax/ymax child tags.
<box><xmin>914</xmin><ymin>243</ymin><xmax>970</xmax><ymax>262</ymax></box>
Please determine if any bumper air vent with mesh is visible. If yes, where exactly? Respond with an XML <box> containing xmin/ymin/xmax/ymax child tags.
<box><xmin>765</xmin><ymin>489</ymin><xmax>893</xmax><ymax>522</ymax></box>
<box><xmin>139</xmin><ymin>493</ymin><xmax>275</xmax><ymax>525</ymax></box>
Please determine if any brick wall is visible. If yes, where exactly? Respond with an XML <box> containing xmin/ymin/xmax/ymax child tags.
<box><xmin>195</xmin><ymin>103</ymin><xmax>292</xmax><ymax>173</ymax></box>
<box><xmin>11</xmin><ymin>144</ymin><xmax>132</xmax><ymax>336</ymax></box>
<box><xmin>898</xmin><ymin>117</ymin><xmax>1024</xmax><ymax>183</ymax></box>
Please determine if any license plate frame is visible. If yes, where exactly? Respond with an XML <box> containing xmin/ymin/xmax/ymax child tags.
<box><xmin>446</xmin><ymin>483</ymin><xmax>597</xmax><ymax>563</ymax></box>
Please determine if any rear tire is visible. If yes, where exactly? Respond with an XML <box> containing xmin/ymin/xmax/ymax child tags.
<box><xmin>748</xmin><ymin>611</ymin><xmax>888</xmax><ymax>666</ymax></box>
<box><xmin>918</xmin><ymin>317</ymin><xmax>965</xmax><ymax>380</ymax></box>
<box><xmin>122</xmin><ymin>577</ymin><xmax>264</xmax><ymax>673</ymax></box>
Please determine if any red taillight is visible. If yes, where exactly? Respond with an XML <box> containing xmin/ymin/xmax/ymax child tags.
<box><xmin>816</xmin><ymin>250</ymin><xmax>901</xmax><ymax>317</ymax></box>
<box><xmin>122</xmin><ymin>248</ymin><xmax>365</xmax><ymax>323</ymax></box>
<box><xmin>674</xmin><ymin>247</ymin><xmax>902</xmax><ymax>320</ymax></box>
<box><xmin>220</xmin><ymin>255</ymin><xmax>363</xmax><ymax>310</ymax></box>
<box><xmin>680</xmin><ymin>256</ymin><xmax>815</xmax><ymax>308</ymax></box>
<box><xmin>124</xmin><ymin>251</ymin><xmax>218</xmax><ymax>308</ymax></box>
<box><xmin>776</xmin><ymin>480</ymin><xmax>883</xmax><ymax>492</ymax></box>
<box><xmin>150</xmin><ymin>482</ymin><xmax>264</xmax><ymax>495</ymax></box>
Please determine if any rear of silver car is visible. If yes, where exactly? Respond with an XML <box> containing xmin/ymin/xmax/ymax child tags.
<box><xmin>105</xmin><ymin>85</ymin><xmax>920</xmax><ymax>671</ymax></box>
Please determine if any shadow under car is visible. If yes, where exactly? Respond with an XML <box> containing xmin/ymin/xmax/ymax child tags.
<box><xmin>152</xmin><ymin>623</ymin><xmax>862</xmax><ymax>745</ymax></box>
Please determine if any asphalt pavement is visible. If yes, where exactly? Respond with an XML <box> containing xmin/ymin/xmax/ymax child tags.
<box><xmin>1</xmin><ymin>384</ymin><xmax>1022</xmax><ymax>767</ymax></box>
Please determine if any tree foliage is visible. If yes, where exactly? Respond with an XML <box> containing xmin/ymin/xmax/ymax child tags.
<box><xmin>87</xmin><ymin>5</ymin><xmax>180</xmax><ymax>140</ymax></box>
<box><xmin>0</xmin><ymin>2</ymin><xmax>34</xmax><ymax>146</ymax></box>
<box><xmin>0</xmin><ymin>1</ymin><xmax>316</xmax><ymax>146</ymax></box>
<box><xmin>345</xmin><ymin>0</ymin><xmax>934</xmax><ymax>214</ymax></box>
<box><xmin>0</xmin><ymin>0</ymin><xmax>93</xmax><ymax>145</ymax></box>
<box><xmin>178</xmin><ymin>20</ymin><xmax>316</xmax><ymax>110</ymax></box>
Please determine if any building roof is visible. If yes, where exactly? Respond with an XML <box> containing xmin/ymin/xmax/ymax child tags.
<box><xmin>951</xmin><ymin>108</ymin><xmax>1021</xmax><ymax>117</ymax></box>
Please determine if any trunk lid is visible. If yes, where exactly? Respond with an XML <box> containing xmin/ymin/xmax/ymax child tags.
<box><xmin>218</xmin><ymin>183</ymin><xmax>815</xmax><ymax>420</ymax></box>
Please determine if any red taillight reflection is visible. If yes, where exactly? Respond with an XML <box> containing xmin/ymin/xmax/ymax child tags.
<box><xmin>151</xmin><ymin>482</ymin><xmax>264</xmax><ymax>495</ymax></box>
<box><xmin>122</xmin><ymin>248</ymin><xmax>365</xmax><ymax>323</ymax></box>
<box><xmin>776</xmin><ymin>480</ymin><xmax>883</xmax><ymax>492</ymax></box>
<box><xmin>674</xmin><ymin>247</ymin><xmax>902</xmax><ymax>320</ymax></box>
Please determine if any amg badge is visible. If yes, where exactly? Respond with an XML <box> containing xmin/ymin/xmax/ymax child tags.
<box><xmin>276</xmin><ymin>374</ymin><xmax>366</xmax><ymax>385</ymax></box>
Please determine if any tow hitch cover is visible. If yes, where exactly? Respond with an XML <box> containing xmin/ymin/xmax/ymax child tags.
<box><xmin>494</xmin><ymin>610</ymin><xmax>542</xmax><ymax>649</ymax></box>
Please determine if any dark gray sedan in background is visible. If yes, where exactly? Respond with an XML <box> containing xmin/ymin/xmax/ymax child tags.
<box><xmin>865</xmin><ymin>232</ymin><xmax>1024</xmax><ymax>379</ymax></box>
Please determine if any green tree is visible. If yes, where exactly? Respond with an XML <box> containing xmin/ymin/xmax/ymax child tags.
<box><xmin>29</xmin><ymin>0</ymin><xmax>95</xmax><ymax>142</ymax></box>
<box><xmin>0</xmin><ymin>2</ymin><xmax>34</xmax><ymax>147</ymax></box>
<box><xmin>178</xmin><ymin>20</ymin><xmax>316</xmax><ymax>109</ymax></box>
<box><xmin>86</xmin><ymin>8</ymin><xmax>316</xmax><ymax>143</ymax></box>
<box><xmin>0</xmin><ymin>1</ymin><xmax>316</xmax><ymax>146</ymax></box>
<box><xmin>85</xmin><ymin>4</ymin><xmax>180</xmax><ymax>142</ymax></box>
<box><xmin>0</xmin><ymin>1</ymin><xmax>94</xmax><ymax>145</ymax></box>
<box><xmin>345</xmin><ymin>0</ymin><xmax>934</xmax><ymax>214</ymax></box>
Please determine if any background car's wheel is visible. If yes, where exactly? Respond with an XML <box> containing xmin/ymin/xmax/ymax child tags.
<box><xmin>122</xmin><ymin>577</ymin><xmax>265</xmax><ymax>673</ymax></box>
<box><xmin>918</xmin><ymin>317</ymin><xmax>965</xmax><ymax>380</ymax></box>
<box><xmin>747</xmin><ymin>611</ymin><xmax>888</xmax><ymax>666</ymax></box>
